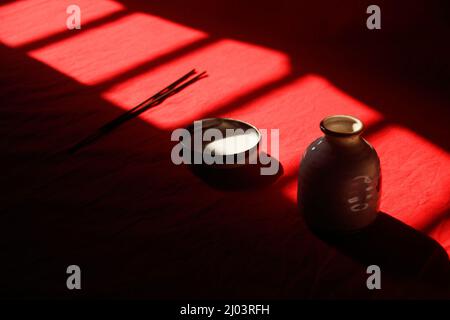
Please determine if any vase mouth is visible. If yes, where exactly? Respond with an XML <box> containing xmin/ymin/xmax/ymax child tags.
<box><xmin>320</xmin><ymin>115</ymin><xmax>364</xmax><ymax>137</ymax></box>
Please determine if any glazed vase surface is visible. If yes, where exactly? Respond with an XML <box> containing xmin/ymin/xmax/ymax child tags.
<box><xmin>297</xmin><ymin>115</ymin><xmax>381</xmax><ymax>233</ymax></box>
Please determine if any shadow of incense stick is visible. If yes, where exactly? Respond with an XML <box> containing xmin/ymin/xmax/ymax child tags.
<box><xmin>68</xmin><ymin>69</ymin><xmax>207</xmax><ymax>154</ymax></box>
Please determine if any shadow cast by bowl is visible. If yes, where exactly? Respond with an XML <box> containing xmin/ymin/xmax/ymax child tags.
<box><xmin>312</xmin><ymin>212</ymin><xmax>450</xmax><ymax>298</ymax></box>
<box><xmin>189</xmin><ymin>152</ymin><xmax>283</xmax><ymax>191</ymax></box>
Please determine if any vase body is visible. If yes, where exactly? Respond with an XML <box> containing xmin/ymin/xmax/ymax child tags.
<box><xmin>297</xmin><ymin>115</ymin><xmax>381</xmax><ymax>233</ymax></box>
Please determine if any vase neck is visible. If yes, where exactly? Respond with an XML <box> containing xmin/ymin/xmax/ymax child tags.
<box><xmin>324</xmin><ymin>134</ymin><xmax>362</xmax><ymax>147</ymax></box>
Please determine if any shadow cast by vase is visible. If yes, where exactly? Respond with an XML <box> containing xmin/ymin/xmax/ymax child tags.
<box><xmin>311</xmin><ymin>211</ymin><xmax>450</xmax><ymax>298</ymax></box>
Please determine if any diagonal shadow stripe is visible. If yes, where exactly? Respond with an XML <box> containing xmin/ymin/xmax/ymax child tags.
<box><xmin>17</xmin><ymin>9</ymin><xmax>130</xmax><ymax>52</ymax></box>
<box><xmin>93</xmin><ymin>36</ymin><xmax>215</xmax><ymax>91</ymax></box>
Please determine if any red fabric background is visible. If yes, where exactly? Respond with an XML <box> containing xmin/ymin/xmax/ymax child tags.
<box><xmin>1</xmin><ymin>0</ymin><xmax>449</xmax><ymax>298</ymax></box>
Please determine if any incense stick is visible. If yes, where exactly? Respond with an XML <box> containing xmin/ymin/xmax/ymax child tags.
<box><xmin>68</xmin><ymin>70</ymin><xmax>207</xmax><ymax>154</ymax></box>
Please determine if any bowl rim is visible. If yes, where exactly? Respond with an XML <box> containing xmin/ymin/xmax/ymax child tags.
<box><xmin>181</xmin><ymin>117</ymin><xmax>262</xmax><ymax>155</ymax></box>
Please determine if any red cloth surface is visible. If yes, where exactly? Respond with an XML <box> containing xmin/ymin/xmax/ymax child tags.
<box><xmin>1</xmin><ymin>0</ymin><xmax>449</xmax><ymax>298</ymax></box>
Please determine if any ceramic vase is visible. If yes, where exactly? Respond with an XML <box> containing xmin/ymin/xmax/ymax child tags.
<box><xmin>297</xmin><ymin>115</ymin><xmax>381</xmax><ymax>233</ymax></box>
